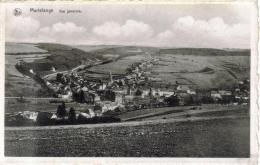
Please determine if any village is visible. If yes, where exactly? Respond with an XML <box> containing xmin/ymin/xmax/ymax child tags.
<box><xmin>46</xmin><ymin>54</ymin><xmax>249</xmax><ymax>109</ymax></box>
<box><xmin>6</xmin><ymin>54</ymin><xmax>250</xmax><ymax>126</ymax></box>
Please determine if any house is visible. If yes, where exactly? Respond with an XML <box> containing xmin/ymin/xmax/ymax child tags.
<box><xmin>141</xmin><ymin>89</ymin><xmax>150</xmax><ymax>98</ymax></box>
<box><xmin>187</xmin><ymin>90</ymin><xmax>196</xmax><ymax>95</ymax></box>
<box><xmin>94</xmin><ymin>94</ymin><xmax>101</xmax><ymax>102</ymax></box>
<box><xmin>177</xmin><ymin>85</ymin><xmax>190</xmax><ymax>91</ymax></box>
<box><xmin>235</xmin><ymin>88</ymin><xmax>241</xmax><ymax>92</ymax></box>
<box><xmin>219</xmin><ymin>90</ymin><xmax>232</xmax><ymax>96</ymax></box>
<box><xmin>52</xmin><ymin>66</ymin><xmax>56</xmax><ymax>72</ymax></box>
<box><xmin>29</xmin><ymin>69</ymin><xmax>35</xmax><ymax>74</ymax></box>
<box><xmin>58</xmin><ymin>91</ymin><xmax>72</xmax><ymax>99</ymax></box>
<box><xmin>20</xmin><ymin>111</ymin><xmax>38</xmax><ymax>122</ymax></box>
<box><xmin>211</xmin><ymin>91</ymin><xmax>221</xmax><ymax>99</ymax></box>
<box><xmin>157</xmin><ymin>90</ymin><xmax>175</xmax><ymax>98</ymax></box>
<box><xmin>175</xmin><ymin>92</ymin><xmax>198</xmax><ymax>106</ymax></box>
<box><xmin>85</xmin><ymin>108</ymin><xmax>95</xmax><ymax>117</ymax></box>
<box><xmin>115</xmin><ymin>93</ymin><xmax>123</xmax><ymax>104</ymax></box>
<box><xmin>96</xmin><ymin>101</ymin><xmax>121</xmax><ymax>113</ymax></box>
<box><xmin>99</xmin><ymin>83</ymin><xmax>107</xmax><ymax>90</ymax></box>
<box><xmin>149</xmin><ymin>77</ymin><xmax>161</xmax><ymax>81</ymax></box>
<box><xmin>124</xmin><ymin>95</ymin><xmax>134</xmax><ymax>102</ymax></box>
<box><xmin>82</xmin><ymin>86</ymin><xmax>88</xmax><ymax>92</ymax></box>
<box><xmin>114</xmin><ymin>88</ymin><xmax>128</xmax><ymax>95</ymax></box>
<box><xmin>211</xmin><ymin>90</ymin><xmax>234</xmax><ymax>104</ymax></box>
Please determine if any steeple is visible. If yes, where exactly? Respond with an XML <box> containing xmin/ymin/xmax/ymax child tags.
<box><xmin>109</xmin><ymin>71</ymin><xmax>113</xmax><ymax>84</ymax></box>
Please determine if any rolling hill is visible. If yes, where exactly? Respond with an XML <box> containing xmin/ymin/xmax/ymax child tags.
<box><xmin>159</xmin><ymin>48</ymin><xmax>250</xmax><ymax>56</ymax></box>
<box><xmin>5</xmin><ymin>42</ymin><xmax>250</xmax><ymax>96</ymax></box>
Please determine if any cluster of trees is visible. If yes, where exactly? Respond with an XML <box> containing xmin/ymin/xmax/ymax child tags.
<box><xmin>72</xmin><ymin>90</ymin><xmax>95</xmax><ymax>104</ymax></box>
<box><xmin>165</xmin><ymin>93</ymin><xmax>235</xmax><ymax>106</ymax></box>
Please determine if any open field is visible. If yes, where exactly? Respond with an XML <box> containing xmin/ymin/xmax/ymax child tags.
<box><xmin>5</xmin><ymin>55</ymin><xmax>50</xmax><ymax>97</ymax></box>
<box><xmin>151</xmin><ymin>54</ymin><xmax>249</xmax><ymax>89</ymax></box>
<box><xmin>5</xmin><ymin>43</ymin><xmax>53</xmax><ymax>97</ymax></box>
<box><xmin>159</xmin><ymin>48</ymin><xmax>249</xmax><ymax>56</ymax></box>
<box><xmin>89</xmin><ymin>54</ymin><xmax>148</xmax><ymax>74</ymax></box>
<box><xmin>5</xmin><ymin>116</ymin><xmax>249</xmax><ymax>157</ymax></box>
<box><xmin>115</xmin><ymin>104</ymin><xmax>249</xmax><ymax>120</ymax></box>
<box><xmin>6</xmin><ymin>43</ymin><xmax>47</xmax><ymax>54</ymax></box>
<box><xmin>72</xmin><ymin>45</ymin><xmax>122</xmax><ymax>52</ymax></box>
<box><xmin>126</xmin><ymin>104</ymin><xmax>249</xmax><ymax>121</ymax></box>
<box><xmin>5</xmin><ymin>77</ymin><xmax>41</xmax><ymax>97</ymax></box>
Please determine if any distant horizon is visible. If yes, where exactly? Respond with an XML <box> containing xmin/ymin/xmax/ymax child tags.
<box><xmin>5</xmin><ymin>41</ymin><xmax>251</xmax><ymax>50</ymax></box>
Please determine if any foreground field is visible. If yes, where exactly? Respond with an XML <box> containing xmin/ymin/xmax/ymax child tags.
<box><xmin>5</xmin><ymin>116</ymin><xmax>249</xmax><ymax>157</ymax></box>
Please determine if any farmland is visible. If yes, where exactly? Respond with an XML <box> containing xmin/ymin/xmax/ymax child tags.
<box><xmin>150</xmin><ymin>54</ymin><xmax>250</xmax><ymax>89</ymax></box>
<box><xmin>89</xmin><ymin>54</ymin><xmax>148</xmax><ymax>74</ymax></box>
<box><xmin>5</xmin><ymin>116</ymin><xmax>249</xmax><ymax>157</ymax></box>
<box><xmin>116</xmin><ymin>104</ymin><xmax>249</xmax><ymax>121</ymax></box>
<box><xmin>5</xmin><ymin>42</ymin><xmax>47</xmax><ymax>54</ymax></box>
<box><xmin>5</xmin><ymin>43</ymin><xmax>50</xmax><ymax>97</ymax></box>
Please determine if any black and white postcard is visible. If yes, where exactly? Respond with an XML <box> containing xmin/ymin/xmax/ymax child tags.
<box><xmin>0</xmin><ymin>1</ymin><xmax>258</xmax><ymax>164</ymax></box>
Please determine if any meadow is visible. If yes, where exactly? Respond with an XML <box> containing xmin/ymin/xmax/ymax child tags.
<box><xmin>5</xmin><ymin>52</ymin><xmax>50</xmax><ymax>97</ymax></box>
<box><xmin>150</xmin><ymin>54</ymin><xmax>250</xmax><ymax>89</ymax></box>
<box><xmin>5</xmin><ymin>43</ymin><xmax>47</xmax><ymax>54</ymax></box>
<box><xmin>89</xmin><ymin>54</ymin><xmax>148</xmax><ymax>74</ymax></box>
<box><xmin>5</xmin><ymin>116</ymin><xmax>249</xmax><ymax>157</ymax></box>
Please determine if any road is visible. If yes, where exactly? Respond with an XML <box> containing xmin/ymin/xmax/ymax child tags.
<box><xmin>5</xmin><ymin>97</ymin><xmax>56</xmax><ymax>100</ymax></box>
<box><xmin>42</xmin><ymin>64</ymin><xmax>86</xmax><ymax>80</ymax></box>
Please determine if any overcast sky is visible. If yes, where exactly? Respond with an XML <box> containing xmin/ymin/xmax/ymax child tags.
<box><xmin>5</xmin><ymin>3</ymin><xmax>252</xmax><ymax>48</ymax></box>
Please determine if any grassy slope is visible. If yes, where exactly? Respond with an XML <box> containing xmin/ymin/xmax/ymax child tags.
<box><xmin>5</xmin><ymin>43</ymin><xmax>46</xmax><ymax>97</ymax></box>
<box><xmin>156</xmin><ymin>48</ymin><xmax>250</xmax><ymax>89</ymax></box>
<box><xmin>159</xmin><ymin>48</ymin><xmax>250</xmax><ymax>56</ymax></box>
<box><xmin>5</xmin><ymin>116</ymin><xmax>249</xmax><ymax>157</ymax></box>
<box><xmin>32</xmin><ymin>43</ymin><xmax>102</xmax><ymax>71</ymax></box>
<box><xmin>150</xmin><ymin>54</ymin><xmax>250</xmax><ymax>89</ymax></box>
<box><xmin>125</xmin><ymin>104</ymin><xmax>249</xmax><ymax>121</ymax></box>
<box><xmin>5</xmin><ymin>42</ymin><xmax>47</xmax><ymax>54</ymax></box>
<box><xmin>33</xmin><ymin>44</ymin><xmax>158</xmax><ymax>72</ymax></box>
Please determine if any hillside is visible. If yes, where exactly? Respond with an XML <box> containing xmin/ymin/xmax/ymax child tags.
<box><xmin>150</xmin><ymin>54</ymin><xmax>250</xmax><ymax>90</ymax></box>
<box><xmin>19</xmin><ymin>44</ymin><xmax>158</xmax><ymax>73</ymax></box>
<box><xmin>31</xmin><ymin>43</ymin><xmax>103</xmax><ymax>71</ymax></box>
<box><xmin>10</xmin><ymin>43</ymin><xmax>250</xmax><ymax>75</ymax></box>
<box><xmin>5</xmin><ymin>42</ymin><xmax>47</xmax><ymax>54</ymax></box>
<box><xmin>5</xmin><ymin>116</ymin><xmax>249</xmax><ymax>157</ymax></box>
<box><xmin>159</xmin><ymin>48</ymin><xmax>250</xmax><ymax>56</ymax></box>
<box><xmin>5</xmin><ymin>43</ymin><xmax>250</xmax><ymax>96</ymax></box>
